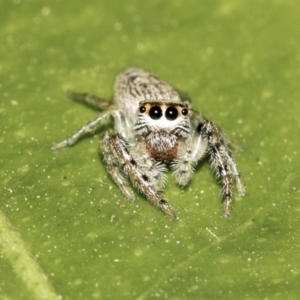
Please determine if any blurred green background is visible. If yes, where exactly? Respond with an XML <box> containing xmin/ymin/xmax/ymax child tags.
<box><xmin>1</xmin><ymin>0</ymin><xmax>300</xmax><ymax>299</ymax></box>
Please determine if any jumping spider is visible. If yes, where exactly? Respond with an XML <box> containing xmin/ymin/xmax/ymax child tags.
<box><xmin>52</xmin><ymin>68</ymin><xmax>246</xmax><ymax>219</ymax></box>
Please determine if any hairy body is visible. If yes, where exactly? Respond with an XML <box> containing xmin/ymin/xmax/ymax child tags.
<box><xmin>52</xmin><ymin>68</ymin><xmax>246</xmax><ymax>219</ymax></box>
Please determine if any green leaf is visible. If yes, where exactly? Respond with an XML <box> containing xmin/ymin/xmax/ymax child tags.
<box><xmin>1</xmin><ymin>0</ymin><xmax>300</xmax><ymax>299</ymax></box>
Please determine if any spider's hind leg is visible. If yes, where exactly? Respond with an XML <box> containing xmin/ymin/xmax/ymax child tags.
<box><xmin>66</xmin><ymin>90</ymin><xmax>112</xmax><ymax>110</ymax></box>
<box><xmin>51</xmin><ymin>110</ymin><xmax>111</xmax><ymax>150</ymax></box>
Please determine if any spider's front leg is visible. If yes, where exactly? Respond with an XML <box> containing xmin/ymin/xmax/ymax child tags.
<box><xmin>198</xmin><ymin>119</ymin><xmax>246</xmax><ymax>217</ymax></box>
<box><xmin>102</xmin><ymin>133</ymin><xmax>178</xmax><ymax>219</ymax></box>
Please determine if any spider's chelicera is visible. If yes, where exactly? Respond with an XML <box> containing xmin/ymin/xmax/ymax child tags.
<box><xmin>52</xmin><ymin>68</ymin><xmax>246</xmax><ymax>219</ymax></box>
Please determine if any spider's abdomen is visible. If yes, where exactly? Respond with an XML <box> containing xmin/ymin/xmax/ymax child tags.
<box><xmin>145</xmin><ymin>131</ymin><xmax>178</xmax><ymax>162</ymax></box>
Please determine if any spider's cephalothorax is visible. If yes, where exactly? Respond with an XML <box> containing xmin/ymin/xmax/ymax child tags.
<box><xmin>52</xmin><ymin>68</ymin><xmax>246</xmax><ymax>219</ymax></box>
<box><xmin>135</xmin><ymin>101</ymin><xmax>190</xmax><ymax>162</ymax></box>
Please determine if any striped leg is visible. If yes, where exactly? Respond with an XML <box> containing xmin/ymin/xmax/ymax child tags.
<box><xmin>51</xmin><ymin>111</ymin><xmax>111</xmax><ymax>150</ymax></box>
<box><xmin>66</xmin><ymin>90</ymin><xmax>112</xmax><ymax>110</ymax></box>
<box><xmin>199</xmin><ymin>119</ymin><xmax>245</xmax><ymax>217</ymax></box>
<box><xmin>102</xmin><ymin>133</ymin><xmax>178</xmax><ymax>219</ymax></box>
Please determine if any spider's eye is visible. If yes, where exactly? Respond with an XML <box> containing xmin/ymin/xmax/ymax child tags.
<box><xmin>182</xmin><ymin>108</ymin><xmax>188</xmax><ymax>116</ymax></box>
<box><xmin>165</xmin><ymin>106</ymin><xmax>178</xmax><ymax>120</ymax></box>
<box><xmin>149</xmin><ymin>106</ymin><xmax>162</xmax><ymax>120</ymax></box>
<box><xmin>139</xmin><ymin>106</ymin><xmax>146</xmax><ymax>113</ymax></box>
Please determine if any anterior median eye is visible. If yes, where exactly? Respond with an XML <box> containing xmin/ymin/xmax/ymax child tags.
<box><xmin>165</xmin><ymin>106</ymin><xmax>178</xmax><ymax>120</ymax></box>
<box><xmin>149</xmin><ymin>106</ymin><xmax>162</xmax><ymax>119</ymax></box>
